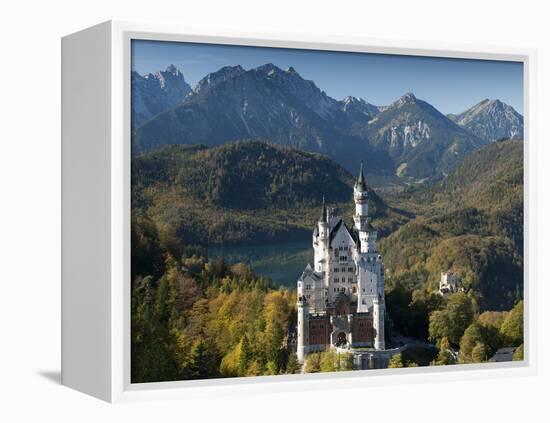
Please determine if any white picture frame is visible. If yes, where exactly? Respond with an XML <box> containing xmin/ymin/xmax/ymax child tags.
<box><xmin>61</xmin><ymin>20</ymin><xmax>538</xmax><ymax>403</ymax></box>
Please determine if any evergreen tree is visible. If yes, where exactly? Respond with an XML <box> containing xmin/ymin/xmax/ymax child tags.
<box><xmin>187</xmin><ymin>338</ymin><xmax>218</xmax><ymax>380</ymax></box>
<box><xmin>238</xmin><ymin>335</ymin><xmax>252</xmax><ymax>376</ymax></box>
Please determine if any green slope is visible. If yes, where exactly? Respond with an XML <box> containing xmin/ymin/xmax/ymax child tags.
<box><xmin>132</xmin><ymin>140</ymin><xmax>408</xmax><ymax>246</ymax></box>
<box><xmin>380</xmin><ymin>140</ymin><xmax>524</xmax><ymax>311</ymax></box>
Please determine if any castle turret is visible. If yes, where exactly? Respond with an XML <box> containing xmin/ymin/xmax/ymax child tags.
<box><xmin>373</xmin><ymin>295</ymin><xmax>385</xmax><ymax>350</ymax></box>
<box><xmin>314</xmin><ymin>196</ymin><xmax>330</xmax><ymax>274</ymax></box>
<box><xmin>318</xmin><ymin>195</ymin><xmax>329</xmax><ymax>240</ymax></box>
<box><xmin>296</xmin><ymin>295</ymin><xmax>310</xmax><ymax>362</ymax></box>
<box><xmin>353</xmin><ymin>162</ymin><xmax>369</xmax><ymax>233</ymax></box>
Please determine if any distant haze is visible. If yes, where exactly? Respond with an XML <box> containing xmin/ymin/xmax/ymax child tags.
<box><xmin>132</xmin><ymin>40</ymin><xmax>524</xmax><ymax>114</ymax></box>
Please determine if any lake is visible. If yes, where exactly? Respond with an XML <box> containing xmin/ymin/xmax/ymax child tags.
<box><xmin>209</xmin><ymin>240</ymin><xmax>312</xmax><ymax>287</ymax></box>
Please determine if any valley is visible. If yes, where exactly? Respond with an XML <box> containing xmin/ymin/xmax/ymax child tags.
<box><xmin>130</xmin><ymin>60</ymin><xmax>525</xmax><ymax>381</ymax></box>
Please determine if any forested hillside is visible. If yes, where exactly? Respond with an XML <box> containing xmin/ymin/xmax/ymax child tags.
<box><xmin>131</xmin><ymin>139</ymin><xmax>524</xmax><ymax>379</ymax></box>
<box><xmin>378</xmin><ymin>140</ymin><xmax>524</xmax><ymax>364</ymax></box>
<box><xmin>131</xmin><ymin>213</ymin><xmax>300</xmax><ymax>382</ymax></box>
<box><xmin>381</xmin><ymin>140</ymin><xmax>523</xmax><ymax>310</ymax></box>
<box><xmin>132</xmin><ymin>140</ymin><xmax>409</xmax><ymax>246</ymax></box>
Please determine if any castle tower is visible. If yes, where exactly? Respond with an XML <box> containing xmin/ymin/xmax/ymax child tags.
<box><xmin>356</xmin><ymin>163</ymin><xmax>378</xmax><ymax>313</ymax></box>
<box><xmin>353</xmin><ymin>162</ymin><xmax>369</xmax><ymax>234</ymax></box>
<box><xmin>314</xmin><ymin>196</ymin><xmax>330</xmax><ymax>274</ymax></box>
<box><xmin>318</xmin><ymin>195</ymin><xmax>329</xmax><ymax>240</ymax></box>
<box><xmin>296</xmin><ymin>295</ymin><xmax>309</xmax><ymax>362</ymax></box>
<box><xmin>373</xmin><ymin>296</ymin><xmax>385</xmax><ymax>350</ymax></box>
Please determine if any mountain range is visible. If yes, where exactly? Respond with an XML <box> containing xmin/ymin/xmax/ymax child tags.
<box><xmin>131</xmin><ymin>63</ymin><xmax>523</xmax><ymax>182</ymax></box>
<box><xmin>356</xmin><ymin>92</ymin><xmax>484</xmax><ymax>179</ymax></box>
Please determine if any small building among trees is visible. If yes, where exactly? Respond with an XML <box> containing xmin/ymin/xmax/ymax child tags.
<box><xmin>438</xmin><ymin>271</ymin><xmax>464</xmax><ymax>296</ymax></box>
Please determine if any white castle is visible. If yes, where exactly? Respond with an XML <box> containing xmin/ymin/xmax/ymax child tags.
<box><xmin>296</xmin><ymin>164</ymin><xmax>386</xmax><ymax>362</ymax></box>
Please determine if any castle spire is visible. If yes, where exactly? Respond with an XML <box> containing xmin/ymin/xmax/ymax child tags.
<box><xmin>319</xmin><ymin>195</ymin><xmax>327</xmax><ymax>222</ymax></box>
<box><xmin>355</xmin><ymin>161</ymin><xmax>367</xmax><ymax>191</ymax></box>
<box><xmin>353</xmin><ymin>162</ymin><xmax>370</xmax><ymax>234</ymax></box>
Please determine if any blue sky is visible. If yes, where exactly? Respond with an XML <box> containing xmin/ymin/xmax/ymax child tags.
<box><xmin>132</xmin><ymin>39</ymin><xmax>524</xmax><ymax>115</ymax></box>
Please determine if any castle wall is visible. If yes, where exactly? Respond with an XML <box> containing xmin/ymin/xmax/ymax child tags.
<box><xmin>351</xmin><ymin>314</ymin><xmax>374</xmax><ymax>344</ymax></box>
<box><xmin>327</xmin><ymin>225</ymin><xmax>357</xmax><ymax>304</ymax></box>
<box><xmin>308</xmin><ymin>316</ymin><xmax>331</xmax><ymax>346</ymax></box>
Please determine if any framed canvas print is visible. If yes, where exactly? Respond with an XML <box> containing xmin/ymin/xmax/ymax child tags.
<box><xmin>61</xmin><ymin>21</ymin><xmax>537</xmax><ymax>402</ymax></box>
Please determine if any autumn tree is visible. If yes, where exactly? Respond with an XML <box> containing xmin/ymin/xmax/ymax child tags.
<box><xmin>338</xmin><ymin>352</ymin><xmax>354</xmax><ymax>371</ymax></box>
<box><xmin>320</xmin><ymin>350</ymin><xmax>337</xmax><ymax>372</ymax></box>
<box><xmin>304</xmin><ymin>353</ymin><xmax>321</xmax><ymax>373</ymax></box>
<box><xmin>471</xmin><ymin>342</ymin><xmax>488</xmax><ymax>363</ymax></box>
<box><xmin>388</xmin><ymin>353</ymin><xmax>405</xmax><ymax>368</ymax></box>
<box><xmin>459</xmin><ymin>323</ymin><xmax>488</xmax><ymax>363</ymax></box>
<box><xmin>429</xmin><ymin>292</ymin><xmax>475</xmax><ymax>345</ymax></box>
<box><xmin>286</xmin><ymin>353</ymin><xmax>300</xmax><ymax>374</ymax></box>
<box><xmin>434</xmin><ymin>337</ymin><xmax>456</xmax><ymax>366</ymax></box>
<box><xmin>500</xmin><ymin>301</ymin><xmax>523</xmax><ymax>346</ymax></box>
<box><xmin>513</xmin><ymin>344</ymin><xmax>524</xmax><ymax>361</ymax></box>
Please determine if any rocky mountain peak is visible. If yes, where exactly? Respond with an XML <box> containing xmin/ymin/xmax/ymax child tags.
<box><xmin>339</xmin><ymin>96</ymin><xmax>380</xmax><ymax>118</ymax></box>
<box><xmin>165</xmin><ymin>64</ymin><xmax>180</xmax><ymax>76</ymax></box>
<box><xmin>342</xmin><ymin>96</ymin><xmax>363</xmax><ymax>105</ymax></box>
<box><xmin>192</xmin><ymin>65</ymin><xmax>245</xmax><ymax>96</ymax></box>
<box><xmin>256</xmin><ymin>62</ymin><xmax>282</xmax><ymax>75</ymax></box>
<box><xmin>150</xmin><ymin>65</ymin><xmax>188</xmax><ymax>90</ymax></box>
<box><xmin>448</xmin><ymin>99</ymin><xmax>523</xmax><ymax>142</ymax></box>
<box><xmin>393</xmin><ymin>92</ymin><xmax>418</xmax><ymax>107</ymax></box>
<box><xmin>131</xmin><ymin>66</ymin><xmax>191</xmax><ymax>129</ymax></box>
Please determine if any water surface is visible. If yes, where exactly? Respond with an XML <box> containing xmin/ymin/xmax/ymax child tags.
<box><xmin>209</xmin><ymin>240</ymin><xmax>312</xmax><ymax>287</ymax></box>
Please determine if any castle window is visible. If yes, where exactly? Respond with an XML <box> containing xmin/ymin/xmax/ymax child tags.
<box><xmin>334</xmin><ymin>268</ymin><xmax>339</xmax><ymax>272</ymax></box>
<box><xmin>348</xmin><ymin>277</ymin><xmax>353</xmax><ymax>283</ymax></box>
<box><xmin>334</xmin><ymin>288</ymin><xmax>336</xmax><ymax>292</ymax></box>
<box><xmin>348</xmin><ymin>267</ymin><xmax>354</xmax><ymax>272</ymax></box>
<box><xmin>306</xmin><ymin>284</ymin><xmax>311</xmax><ymax>290</ymax></box>
<box><xmin>340</xmin><ymin>256</ymin><xmax>347</xmax><ymax>262</ymax></box>
<box><xmin>334</xmin><ymin>278</ymin><xmax>339</xmax><ymax>283</ymax></box>
<box><xmin>341</xmin><ymin>267</ymin><xmax>346</xmax><ymax>272</ymax></box>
